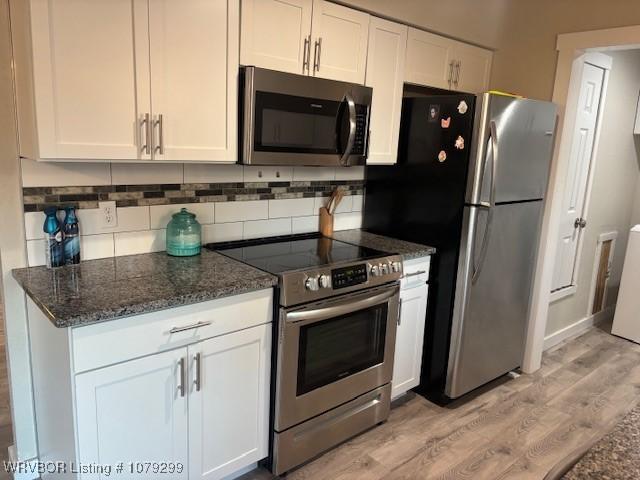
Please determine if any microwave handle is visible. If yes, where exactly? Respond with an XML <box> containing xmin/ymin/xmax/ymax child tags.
<box><xmin>338</xmin><ymin>93</ymin><xmax>357</xmax><ymax>166</ymax></box>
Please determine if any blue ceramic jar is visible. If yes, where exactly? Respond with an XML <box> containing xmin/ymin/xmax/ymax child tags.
<box><xmin>166</xmin><ymin>208</ymin><xmax>202</xmax><ymax>257</ymax></box>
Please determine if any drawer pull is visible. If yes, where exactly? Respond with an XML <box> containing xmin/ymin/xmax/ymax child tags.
<box><xmin>178</xmin><ymin>357</ymin><xmax>186</xmax><ymax>397</ymax></box>
<box><xmin>401</xmin><ymin>270</ymin><xmax>427</xmax><ymax>279</ymax></box>
<box><xmin>169</xmin><ymin>321</ymin><xmax>212</xmax><ymax>334</ymax></box>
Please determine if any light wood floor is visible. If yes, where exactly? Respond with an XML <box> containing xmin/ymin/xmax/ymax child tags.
<box><xmin>243</xmin><ymin>323</ymin><xmax>640</xmax><ymax>480</ymax></box>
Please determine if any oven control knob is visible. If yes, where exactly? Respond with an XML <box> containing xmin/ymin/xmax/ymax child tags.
<box><xmin>319</xmin><ymin>274</ymin><xmax>331</xmax><ymax>289</ymax></box>
<box><xmin>380</xmin><ymin>263</ymin><xmax>389</xmax><ymax>275</ymax></box>
<box><xmin>305</xmin><ymin>276</ymin><xmax>320</xmax><ymax>291</ymax></box>
<box><xmin>369</xmin><ymin>264</ymin><xmax>380</xmax><ymax>277</ymax></box>
<box><xmin>391</xmin><ymin>261</ymin><xmax>402</xmax><ymax>273</ymax></box>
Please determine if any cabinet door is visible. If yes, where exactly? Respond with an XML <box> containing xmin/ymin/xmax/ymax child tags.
<box><xmin>392</xmin><ymin>283</ymin><xmax>428</xmax><ymax>399</ymax></box>
<box><xmin>404</xmin><ymin>28</ymin><xmax>455</xmax><ymax>90</ymax></box>
<box><xmin>365</xmin><ymin>18</ymin><xmax>407</xmax><ymax>165</ymax></box>
<box><xmin>454</xmin><ymin>43</ymin><xmax>493</xmax><ymax>93</ymax></box>
<box><xmin>29</xmin><ymin>0</ymin><xmax>150</xmax><ymax>160</ymax></box>
<box><xmin>148</xmin><ymin>0</ymin><xmax>239</xmax><ymax>162</ymax></box>
<box><xmin>310</xmin><ymin>0</ymin><xmax>369</xmax><ymax>84</ymax></box>
<box><xmin>240</xmin><ymin>0</ymin><xmax>313</xmax><ymax>75</ymax></box>
<box><xmin>75</xmin><ymin>348</ymin><xmax>189</xmax><ymax>479</ymax></box>
<box><xmin>188</xmin><ymin>324</ymin><xmax>271</xmax><ymax>480</ymax></box>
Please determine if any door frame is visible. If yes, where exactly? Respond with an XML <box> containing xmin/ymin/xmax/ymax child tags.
<box><xmin>523</xmin><ymin>25</ymin><xmax>640</xmax><ymax>373</ymax></box>
<box><xmin>549</xmin><ymin>53</ymin><xmax>612</xmax><ymax>303</ymax></box>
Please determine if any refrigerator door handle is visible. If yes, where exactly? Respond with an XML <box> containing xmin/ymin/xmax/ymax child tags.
<box><xmin>472</xmin><ymin>121</ymin><xmax>499</xmax><ymax>284</ymax></box>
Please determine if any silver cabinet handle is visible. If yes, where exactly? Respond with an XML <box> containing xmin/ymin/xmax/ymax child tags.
<box><xmin>397</xmin><ymin>298</ymin><xmax>402</xmax><ymax>326</ymax></box>
<box><xmin>401</xmin><ymin>270</ymin><xmax>427</xmax><ymax>279</ymax></box>
<box><xmin>194</xmin><ymin>352</ymin><xmax>202</xmax><ymax>392</ymax></box>
<box><xmin>313</xmin><ymin>38</ymin><xmax>322</xmax><ymax>72</ymax></box>
<box><xmin>455</xmin><ymin>61</ymin><xmax>462</xmax><ymax>87</ymax></box>
<box><xmin>154</xmin><ymin>114</ymin><xmax>164</xmax><ymax>155</ymax></box>
<box><xmin>338</xmin><ymin>93</ymin><xmax>357</xmax><ymax>166</ymax></box>
<box><xmin>178</xmin><ymin>357</ymin><xmax>186</xmax><ymax>397</ymax></box>
<box><xmin>168</xmin><ymin>321</ymin><xmax>212</xmax><ymax>334</ymax></box>
<box><xmin>447</xmin><ymin>61</ymin><xmax>454</xmax><ymax>88</ymax></box>
<box><xmin>302</xmin><ymin>35</ymin><xmax>311</xmax><ymax>74</ymax></box>
<box><xmin>140</xmin><ymin>113</ymin><xmax>151</xmax><ymax>155</ymax></box>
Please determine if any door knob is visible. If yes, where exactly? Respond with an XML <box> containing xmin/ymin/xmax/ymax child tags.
<box><xmin>574</xmin><ymin>217</ymin><xmax>587</xmax><ymax>229</ymax></box>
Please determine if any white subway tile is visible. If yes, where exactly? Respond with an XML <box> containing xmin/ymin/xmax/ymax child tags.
<box><xmin>184</xmin><ymin>164</ymin><xmax>244</xmax><ymax>183</ymax></box>
<box><xmin>292</xmin><ymin>216</ymin><xmax>319</xmax><ymax>234</ymax></box>
<box><xmin>334</xmin><ymin>212</ymin><xmax>362</xmax><ymax>231</ymax></box>
<box><xmin>150</xmin><ymin>203</ymin><xmax>214</xmax><ymax>230</ymax></box>
<box><xmin>202</xmin><ymin>222</ymin><xmax>243</xmax><ymax>243</ymax></box>
<box><xmin>111</xmin><ymin>163</ymin><xmax>183</xmax><ymax>185</ymax></box>
<box><xmin>215</xmin><ymin>200</ymin><xmax>268</xmax><ymax>223</ymax></box>
<box><xmin>78</xmin><ymin>206</ymin><xmax>150</xmax><ymax>235</ymax></box>
<box><xmin>335</xmin><ymin>166</ymin><xmax>365</xmax><ymax>180</ymax></box>
<box><xmin>81</xmin><ymin>234</ymin><xmax>114</xmax><ymax>260</ymax></box>
<box><xmin>114</xmin><ymin>229</ymin><xmax>166</xmax><ymax>256</ymax></box>
<box><xmin>352</xmin><ymin>194</ymin><xmax>364</xmax><ymax>212</ymax></box>
<box><xmin>244</xmin><ymin>166</ymin><xmax>293</xmax><ymax>183</ymax></box>
<box><xmin>313</xmin><ymin>195</ymin><xmax>352</xmax><ymax>214</ymax></box>
<box><xmin>269</xmin><ymin>198</ymin><xmax>314</xmax><ymax>219</ymax></box>
<box><xmin>293</xmin><ymin>167</ymin><xmax>335</xmax><ymax>181</ymax></box>
<box><xmin>21</xmin><ymin>158</ymin><xmax>111</xmax><ymax>187</ymax></box>
<box><xmin>243</xmin><ymin>218</ymin><xmax>292</xmax><ymax>240</ymax></box>
<box><xmin>26</xmin><ymin>239</ymin><xmax>46</xmax><ymax>267</ymax></box>
<box><xmin>24</xmin><ymin>212</ymin><xmax>44</xmax><ymax>240</ymax></box>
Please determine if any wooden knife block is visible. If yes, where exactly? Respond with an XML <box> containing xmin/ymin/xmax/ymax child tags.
<box><xmin>319</xmin><ymin>207</ymin><xmax>334</xmax><ymax>236</ymax></box>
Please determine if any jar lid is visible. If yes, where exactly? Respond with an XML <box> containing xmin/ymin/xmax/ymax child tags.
<box><xmin>172</xmin><ymin>207</ymin><xmax>196</xmax><ymax>220</ymax></box>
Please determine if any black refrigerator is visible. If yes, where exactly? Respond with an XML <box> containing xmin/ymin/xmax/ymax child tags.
<box><xmin>364</xmin><ymin>91</ymin><xmax>557</xmax><ymax>402</ymax></box>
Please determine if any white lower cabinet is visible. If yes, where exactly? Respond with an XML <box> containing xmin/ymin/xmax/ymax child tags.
<box><xmin>392</xmin><ymin>258</ymin><xmax>430</xmax><ymax>399</ymax></box>
<box><xmin>28</xmin><ymin>289</ymin><xmax>273</xmax><ymax>480</ymax></box>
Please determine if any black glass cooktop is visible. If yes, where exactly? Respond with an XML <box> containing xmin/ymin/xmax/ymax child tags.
<box><xmin>206</xmin><ymin>233</ymin><xmax>388</xmax><ymax>275</ymax></box>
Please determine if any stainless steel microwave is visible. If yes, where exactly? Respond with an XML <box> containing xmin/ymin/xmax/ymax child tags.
<box><xmin>240</xmin><ymin>67</ymin><xmax>372</xmax><ymax>167</ymax></box>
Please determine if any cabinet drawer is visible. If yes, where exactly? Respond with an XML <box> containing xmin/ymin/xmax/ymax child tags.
<box><xmin>401</xmin><ymin>256</ymin><xmax>431</xmax><ymax>290</ymax></box>
<box><xmin>72</xmin><ymin>288</ymin><xmax>273</xmax><ymax>373</ymax></box>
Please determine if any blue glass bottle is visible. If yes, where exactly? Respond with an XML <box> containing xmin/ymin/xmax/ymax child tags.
<box><xmin>63</xmin><ymin>207</ymin><xmax>81</xmax><ymax>265</ymax></box>
<box><xmin>43</xmin><ymin>207</ymin><xmax>64</xmax><ymax>268</ymax></box>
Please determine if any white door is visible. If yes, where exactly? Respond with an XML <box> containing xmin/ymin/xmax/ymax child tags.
<box><xmin>148</xmin><ymin>0</ymin><xmax>239</xmax><ymax>162</ymax></box>
<box><xmin>552</xmin><ymin>63</ymin><xmax>605</xmax><ymax>291</ymax></box>
<box><xmin>310</xmin><ymin>0</ymin><xmax>369</xmax><ymax>84</ymax></box>
<box><xmin>240</xmin><ymin>0</ymin><xmax>313</xmax><ymax>75</ymax></box>
<box><xmin>75</xmin><ymin>348</ymin><xmax>189</xmax><ymax>479</ymax></box>
<box><xmin>453</xmin><ymin>43</ymin><xmax>492</xmax><ymax>93</ymax></box>
<box><xmin>29</xmin><ymin>0</ymin><xmax>151</xmax><ymax>160</ymax></box>
<box><xmin>404</xmin><ymin>28</ymin><xmax>455</xmax><ymax>90</ymax></box>
<box><xmin>365</xmin><ymin>18</ymin><xmax>407</xmax><ymax>165</ymax></box>
<box><xmin>392</xmin><ymin>283</ymin><xmax>428</xmax><ymax>399</ymax></box>
<box><xmin>188</xmin><ymin>324</ymin><xmax>271</xmax><ymax>480</ymax></box>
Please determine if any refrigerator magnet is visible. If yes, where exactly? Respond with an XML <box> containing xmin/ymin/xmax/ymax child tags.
<box><xmin>455</xmin><ymin>136</ymin><xmax>465</xmax><ymax>150</ymax></box>
<box><xmin>441</xmin><ymin>117</ymin><xmax>451</xmax><ymax>128</ymax></box>
<box><xmin>457</xmin><ymin>100</ymin><xmax>468</xmax><ymax>114</ymax></box>
<box><xmin>438</xmin><ymin>150</ymin><xmax>447</xmax><ymax>162</ymax></box>
<box><xmin>428</xmin><ymin>105</ymin><xmax>440</xmax><ymax>122</ymax></box>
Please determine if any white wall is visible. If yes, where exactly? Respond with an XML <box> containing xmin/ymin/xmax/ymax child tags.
<box><xmin>546</xmin><ymin>50</ymin><xmax>640</xmax><ymax>336</ymax></box>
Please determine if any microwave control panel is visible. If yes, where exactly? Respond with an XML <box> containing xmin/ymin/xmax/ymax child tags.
<box><xmin>331</xmin><ymin>264</ymin><xmax>368</xmax><ymax>290</ymax></box>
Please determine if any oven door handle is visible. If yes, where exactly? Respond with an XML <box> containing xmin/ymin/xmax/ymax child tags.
<box><xmin>285</xmin><ymin>287</ymin><xmax>398</xmax><ymax>324</ymax></box>
<box><xmin>337</xmin><ymin>92</ymin><xmax>357</xmax><ymax>167</ymax></box>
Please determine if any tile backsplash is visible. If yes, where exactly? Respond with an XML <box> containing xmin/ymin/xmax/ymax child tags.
<box><xmin>22</xmin><ymin>161</ymin><xmax>366</xmax><ymax>267</ymax></box>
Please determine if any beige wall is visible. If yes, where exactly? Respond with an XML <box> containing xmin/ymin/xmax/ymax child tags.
<box><xmin>546</xmin><ymin>50</ymin><xmax>640</xmax><ymax>335</ymax></box>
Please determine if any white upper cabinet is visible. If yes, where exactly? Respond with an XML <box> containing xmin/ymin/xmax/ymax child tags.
<box><xmin>240</xmin><ymin>0</ymin><xmax>313</xmax><ymax>75</ymax></box>
<box><xmin>405</xmin><ymin>28</ymin><xmax>455</xmax><ymax>90</ymax></box>
<box><xmin>365</xmin><ymin>18</ymin><xmax>407</xmax><ymax>165</ymax></box>
<box><xmin>149</xmin><ymin>0</ymin><xmax>239</xmax><ymax>162</ymax></box>
<box><xmin>310</xmin><ymin>0</ymin><xmax>369</xmax><ymax>84</ymax></box>
<box><xmin>20</xmin><ymin>0</ymin><xmax>150</xmax><ymax>160</ymax></box>
<box><xmin>13</xmin><ymin>0</ymin><xmax>239</xmax><ymax>162</ymax></box>
<box><xmin>405</xmin><ymin>27</ymin><xmax>492</xmax><ymax>93</ymax></box>
<box><xmin>453</xmin><ymin>42</ymin><xmax>493</xmax><ymax>94</ymax></box>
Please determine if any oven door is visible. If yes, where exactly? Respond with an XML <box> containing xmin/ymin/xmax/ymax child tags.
<box><xmin>275</xmin><ymin>283</ymin><xmax>399</xmax><ymax>431</ymax></box>
<box><xmin>242</xmin><ymin>67</ymin><xmax>371</xmax><ymax>167</ymax></box>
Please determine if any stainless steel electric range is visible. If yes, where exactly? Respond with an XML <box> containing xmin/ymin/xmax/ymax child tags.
<box><xmin>207</xmin><ymin>233</ymin><xmax>402</xmax><ymax>475</ymax></box>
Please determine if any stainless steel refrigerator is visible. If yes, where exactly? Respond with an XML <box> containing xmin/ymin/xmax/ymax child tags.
<box><xmin>364</xmin><ymin>91</ymin><xmax>557</xmax><ymax>401</ymax></box>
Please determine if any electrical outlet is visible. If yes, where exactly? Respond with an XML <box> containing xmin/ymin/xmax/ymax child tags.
<box><xmin>99</xmin><ymin>201</ymin><xmax>118</xmax><ymax>228</ymax></box>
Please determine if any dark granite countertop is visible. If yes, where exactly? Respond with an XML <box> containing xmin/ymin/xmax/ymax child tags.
<box><xmin>13</xmin><ymin>250</ymin><xmax>278</xmax><ymax>328</ymax></box>
<box><xmin>330</xmin><ymin>230</ymin><xmax>435</xmax><ymax>260</ymax></box>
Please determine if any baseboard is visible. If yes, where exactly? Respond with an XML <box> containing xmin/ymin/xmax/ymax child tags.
<box><xmin>544</xmin><ymin>306</ymin><xmax>615</xmax><ymax>350</ymax></box>
<box><xmin>6</xmin><ymin>445</ymin><xmax>39</xmax><ymax>480</ymax></box>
